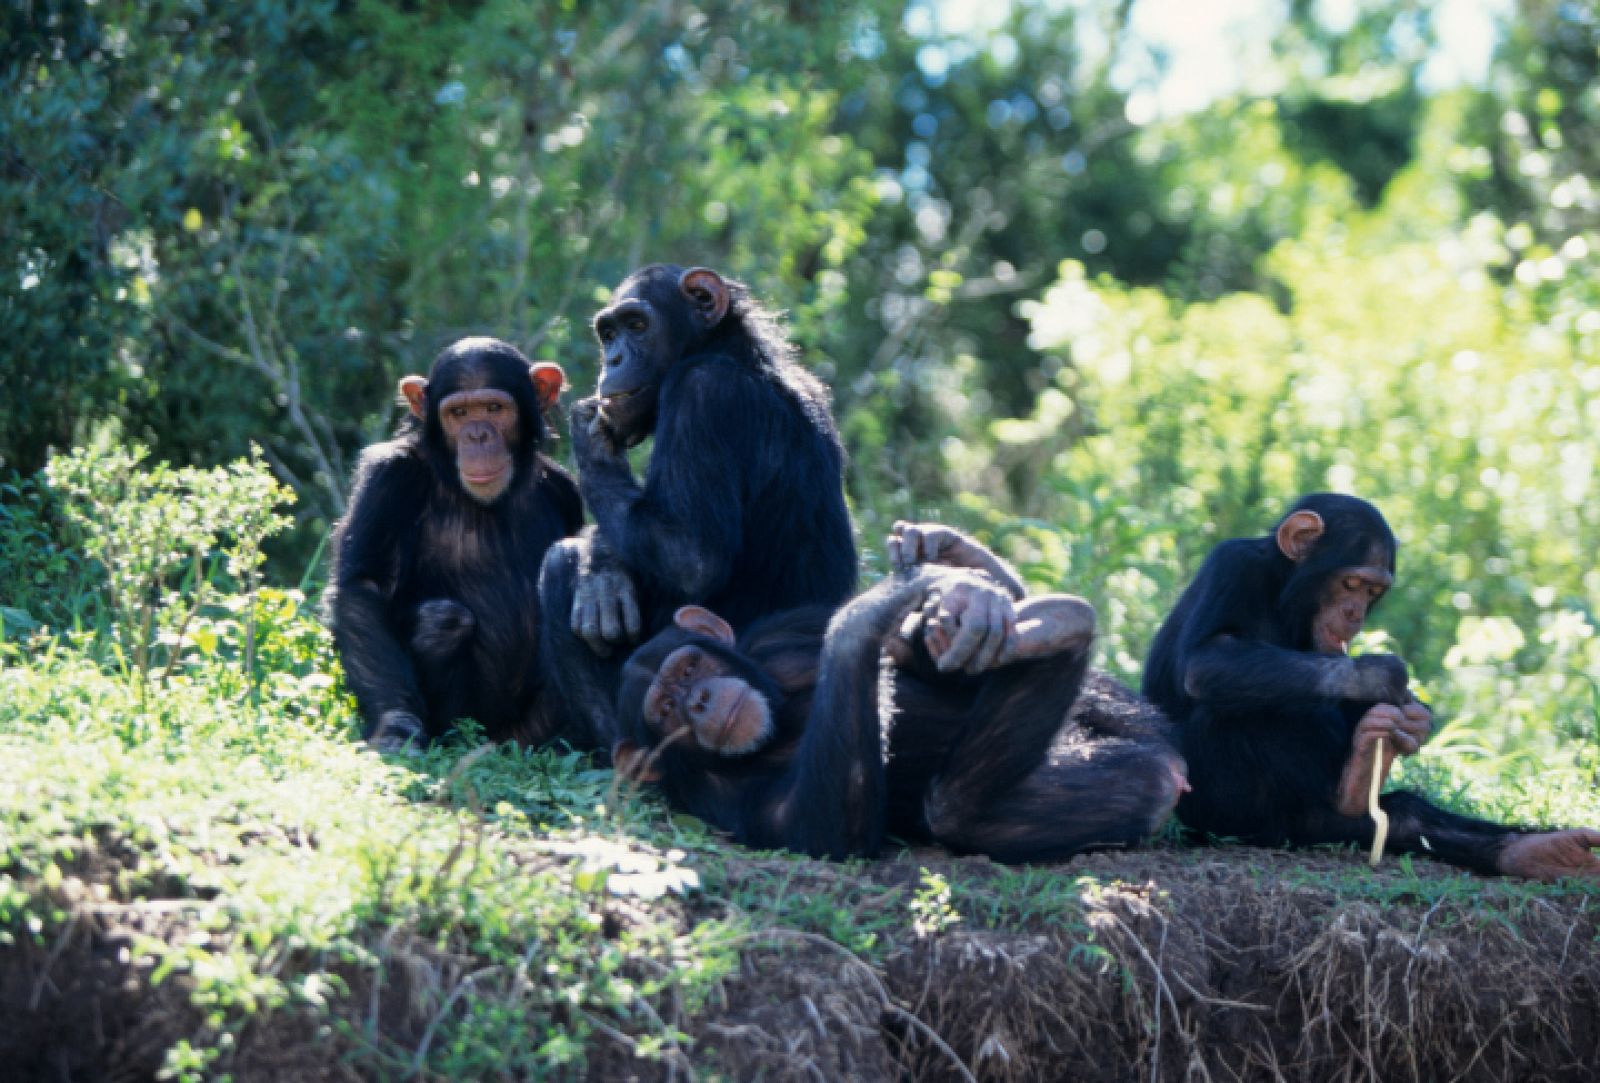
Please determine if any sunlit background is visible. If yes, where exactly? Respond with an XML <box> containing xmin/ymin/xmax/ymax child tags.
<box><xmin>6</xmin><ymin>0</ymin><xmax>1600</xmax><ymax>799</ymax></box>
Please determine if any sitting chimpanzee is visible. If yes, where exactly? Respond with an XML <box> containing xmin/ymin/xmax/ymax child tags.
<box><xmin>1143</xmin><ymin>492</ymin><xmax>1600</xmax><ymax>881</ymax></box>
<box><xmin>539</xmin><ymin>264</ymin><xmax>857</xmax><ymax>753</ymax></box>
<box><xmin>609</xmin><ymin>523</ymin><xmax>1187</xmax><ymax>863</ymax></box>
<box><xmin>328</xmin><ymin>337</ymin><xmax>582</xmax><ymax>750</ymax></box>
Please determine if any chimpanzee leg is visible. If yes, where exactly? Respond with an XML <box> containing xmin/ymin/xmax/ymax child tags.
<box><xmin>406</xmin><ymin>599</ymin><xmax>477</xmax><ymax>742</ymax></box>
<box><xmin>1289</xmin><ymin>791</ymin><xmax>1520</xmax><ymax>876</ymax></box>
<box><xmin>919</xmin><ymin>644</ymin><xmax>1107</xmax><ymax>861</ymax></box>
<box><xmin>538</xmin><ymin>537</ymin><xmax>630</xmax><ymax>754</ymax></box>
<box><xmin>940</xmin><ymin>736</ymin><xmax>1189</xmax><ymax>864</ymax></box>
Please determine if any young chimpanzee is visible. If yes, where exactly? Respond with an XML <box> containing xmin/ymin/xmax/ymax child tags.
<box><xmin>328</xmin><ymin>337</ymin><xmax>582</xmax><ymax>751</ymax></box>
<box><xmin>1143</xmin><ymin>492</ymin><xmax>1600</xmax><ymax>881</ymax></box>
<box><xmin>539</xmin><ymin>264</ymin><xmax>857</xmax><ymax>752</ymax></box>
<box><xmin>610</xmin><ymin>524</ymin><xmax>1187</xmax><ymax>863</ymax></box>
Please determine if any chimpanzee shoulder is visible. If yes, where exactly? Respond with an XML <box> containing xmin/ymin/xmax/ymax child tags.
<box><xmin>532</xmin><ymin>453</ymin><xmax>584</xmax><ymax>535</ymax></box>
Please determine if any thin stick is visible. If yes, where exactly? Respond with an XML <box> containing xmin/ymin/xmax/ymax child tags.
<box><xmin>1368</xmin><ymin>736</ymin><xmax>1389</xmax><ymax>867</ymax></box>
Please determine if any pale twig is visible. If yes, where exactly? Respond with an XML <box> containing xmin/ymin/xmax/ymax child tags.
<box><xmin>1369</xmin><ymin>737</ymin><xmax>1389</xmax><ymax>867</ymax></box>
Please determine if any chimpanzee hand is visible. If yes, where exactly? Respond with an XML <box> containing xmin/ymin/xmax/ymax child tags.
<box><xmin>570</xmin><ymin>550</ymin><xmax>642</xmax><ymax>658</ymax></box>
<box><xmin>888</xmin><ymin>521</ymin><xmax>1026</xmax><ymax>600</ymax></box>
<box><xmin>369</xmin><ymin>710</ymin><xmax>426</xmax><ymax>755</ymax></box>
<box><xmin>1497</xmin><ymin>830</ymin><xmax>1600</xmax><ymax>882</ymax></box>
<box><xmin>917</xmin><ymin>575</ymin><xmax>1018</xmax><ymax>675</ymax></box>
<box><xmin>569</xmin><ymin>397</ymin><xmax>625</xmax><ymax>464</ymax></box>
<box><xmin>996</xmin><ymin>594</ymin><xmax>1097</xmax><ymax>666</ymax></box>
<box><xmin>887</xmin><ymin>521</ymin><xmax>974</xmax><ymax>573</ymax></box>
<box><xmin>1347</xmin><ymin>653</ymin><xmax>1410</xmax><ymax>704</ymax></box>
<box><xmin>411</xmin><ymin>599</ymin><xmax>476</xmax><ymax>660</ymax></box>
<box><xmin>1333</xmin><ymin>702</ymin><xmax>1431</xmax><ymax>816</ymax></box>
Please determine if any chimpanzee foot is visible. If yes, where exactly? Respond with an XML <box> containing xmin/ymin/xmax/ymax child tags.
<box><xmin>999</xmin><ymin>594</ymin><xmax>1096</xmax><ymax>665</ymax></box>
<box><xmin>369</xmin><ymin>710</ymin><xmax>427</xmax><ymax>755</ymax></box>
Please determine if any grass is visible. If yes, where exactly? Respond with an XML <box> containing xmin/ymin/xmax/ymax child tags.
<box><xmin>5</xmin><ymin>450</ymin><xmax>1600</xmax><ymax>1080</ymax></box>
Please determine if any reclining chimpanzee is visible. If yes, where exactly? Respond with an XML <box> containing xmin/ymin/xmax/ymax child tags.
<box><xmin>610</xmin><ymin>523</ymin><xmax>1188</xmax><ymax>863</ymax></box>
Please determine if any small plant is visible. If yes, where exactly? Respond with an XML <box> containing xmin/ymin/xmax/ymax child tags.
<box><xmin>909</xmin><ymin>867</ymin><xmax>962</xmax><ymax>939</ymax></box>
<box><xmin>45</xmin><ymin>445</ymin><xmax>293</xmax><ymax>695</ymax></box>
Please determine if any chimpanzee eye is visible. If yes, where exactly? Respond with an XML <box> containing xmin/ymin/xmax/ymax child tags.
<box><xmin>1343</xmin><ymin>577</ymin><xmax>1362</xmax><ymax>593</ymax></box>
<box><xmin>625</xmin><ymin>315</ymin><xmax>647</xmax><ymax>334</ymax></box>
<box><xmin>449</xmin><ymin>406</ymin><xmax>468</xmax><ymax>421</ymax></box>
<box><xmin>596</xmin><ymin>323</ymin><xmax>615</xmax><ymax>344</ymax></box>
<box><xmin>485</xmin><ymin>402</ymin><xmax>501</xmax><ymax>414</ymax></box>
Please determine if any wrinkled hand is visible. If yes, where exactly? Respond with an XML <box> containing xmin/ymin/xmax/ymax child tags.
<box><xmin>887</xmin><ymin>521</ymin><xmax>973</xmax><ymax>574</ymax></box>
<box><xmin>908</xmin><ymin>575</ymin><xmax>1018</xmax><ymax>675</ymax></box>
<box><xmin>1498</xmin><ymin>829</ymin><xmax>1600</xmax><ymax>882</ymax></box>
<box><xmin>1334</xmin><ymin>702</ymin><xmax>1432</xmax><ymax>816</ymax></box>
<box><xmin>570</xmin><ymin>558</ymin><xmax>642</xmax><ymax>657</ymax></box>
<box><xmin>411</xmin><ymin>599</ymin><xmax>475</xmax><ymax>658</ymax></box>
<box><xmin>569</xmin><ymin>397</ymin><xmax>624</xmax><ymax>463</ymax></box>
<box><xmin>369</xmin><ymin>710</ymin><xmax>426</xmax><ymax>755</ymax></box>
<box><xmin>1350</xmin><ymin>653</ymin><xmax>1410</xmax><ymax>704</ymax></box>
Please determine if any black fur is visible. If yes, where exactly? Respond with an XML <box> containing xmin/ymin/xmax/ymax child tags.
<box><xmin>542</xmin><ymin>264</ymin><xmax>857</xmax><ymax>751</ymax></box>
<box><xmin>617</xmin><ymin>571</ymin><xmax>1185</xmax><ymax>863</ymax></box>
<box><xmin>1143</xmin><ymin>492</ymin><xmax>1525</xmax><ymax>874</ymax></box>
<box><xmin>328</xmin><ymin>338</ymin><xmax>581</xmax><ymax>744</ymax></box>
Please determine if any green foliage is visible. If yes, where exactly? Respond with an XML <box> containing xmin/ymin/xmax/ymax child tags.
<box><xmin>0</xmin><ymin>447</ymin><xmax>729</xmax><ymax>1077</ymax></box>
<box><xmin>45</xmin><ymin>445</ymin><xmax>294</xmax><ymax>686</ymax></box>
<box><xmin>909</xmin><ymin>868</ymin><xmax>961</xmax><ymax>938</ymax></box>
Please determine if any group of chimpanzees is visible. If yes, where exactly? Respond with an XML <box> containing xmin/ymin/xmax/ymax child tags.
<box><xmin>329</xmin><ymin>264</ymin><xmax>1600</xmax><ymax>884</ymax></box>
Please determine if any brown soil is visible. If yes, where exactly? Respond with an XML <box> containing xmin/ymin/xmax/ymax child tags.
<box><xmin>5</xmin><ymin>843</ymin><xmax>1598</xmax><ymax>1082</ymax></box>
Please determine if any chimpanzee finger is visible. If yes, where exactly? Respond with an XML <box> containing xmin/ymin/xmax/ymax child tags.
<box><xmin>898</xmin><ymin>607</ymin><xmax>925</xmax><ymax>644</ymax></box>
<box><xmin>620</xmin><ymin>587</ymin><xmax>643</xmax><ymax>641</ymax></box>
<box><xmin>1362</xmin><ymin>709</ymin><xmax>1419</xmax><ymax>754</ymax></box>
<box><xmin>899</xmin><ymin>526</ymin><xmax>924</xmax><ymax>571</ymax></box>
<box><xmin>598</xmin><ymin>588</ymin><xmax>623</xmax><ymax>643</ymax></box>
<box><xmin>968</xmin><ymin>596</ymin><xmax>1011</xmax><ymax>674</ymax></box>
<box><xmin>939</xmin><ymin>597</ymin><xmax>991</xmax><ymax>673</ymax></box>
<box><xmin>572</xmin><ymin>595</ymin><xmax>611</xmax><ymax>658</ymax></box>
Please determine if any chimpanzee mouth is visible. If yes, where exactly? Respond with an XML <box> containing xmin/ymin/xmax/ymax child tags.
<box><xmin>603</xmin><ymin>389</ymin><xmax>638</xmax><ymax>406</ymax></box>
<box><xmin>1314</xmin><ymin>627</ymin><xmax>1352</xmax><ymax>655</ymax></box>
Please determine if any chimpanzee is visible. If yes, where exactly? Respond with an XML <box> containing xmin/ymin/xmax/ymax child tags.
<box><xmin>1143</xmin><ymin>492</ymin><xmax>1600</xmax><ymax>881</ymax></box>
<box><xmin>539</xmin><ymin>264</ymin><xmax>857</xmax><ymax>752</ymax></box>
<box><xmin>328</xmin><ymin>337</ymin><xmax>582</xmax><ymax>750</ymax></box>
<box><xmin>609</xmin><ymin>524</ymin><xmax>1187</xmax><ymax>863</ymax></box>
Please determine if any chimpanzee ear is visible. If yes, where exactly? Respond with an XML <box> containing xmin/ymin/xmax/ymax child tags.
<box><xmin>530</xmin><ymin>362</ymin><xmax>565</xmax><ymax>411</ymax></box>
<box><xmin>1276</xmin><ymin>510</ymin><xmax>1326</xmax><ymax>562</ymax></box>
<box><xmin>679</xmin><ymin>267</ymin><xmax>731</xmax><ymax>327</ymax></box>
<box><xmin>612</xmin><ymin>738</ymin><xmax>663</xmax><ymax>784</ymax></box>
<box><xmin>673</xmin><ymin>605</ymin><xmax>735</xmax><ymax>645</ymax></box>
<box><xmin>398</xmin><ymin>376</ymin><xmax>428</xmax><ymax>419</ymax></box>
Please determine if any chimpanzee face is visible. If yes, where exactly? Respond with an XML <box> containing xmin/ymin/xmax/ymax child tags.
<box><xmin>591</xmin><ymin>266</ymin><xmax>731</xmax><ymax>445</ymax></box>
<box><xmin>642</xmin><ymin>642</ymin><xmax>775</xmax><ymax>756</ymax></box>
<box><xmin>399</xmin><ymin>339</ymin><xmax>564</xmax><ymax>506</ymax></box>
<box><xmin>592</xmin><ymin>286</ymin><xmax>671</xmax><ymax>442</ymax></box>
<box><xmin>437</xmin><ymin>378</ymin><xmax>520</xmax><ymax>503</ymax></box>
<box><xmin>1276</xmin><ymin>506</ymin><xmax>1397</xmax><ymax>655</ymax></box>
<box><xmin>1311</xmin><ymin>563</ymin><xmax>1393</xmax><ymax>655</ymax></box>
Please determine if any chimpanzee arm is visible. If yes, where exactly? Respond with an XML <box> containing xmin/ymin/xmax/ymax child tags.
<box><xmin>761</xmin><ymin>571</ymin><xmax>951</xmax><ymax>860</ymax></box>
<box><xmin>1184</xmin><ymin>637</ymin><xmax>1409</xmax><ymax>708</ymax></box>
<box><xmin>575</xmin><ymin>363</ymin><xmax>747</xmax><ymax>606</ymax></box>
<box><xmin>329</xmin><ymin>452</ymin><xmax>428</xmax><ymax>736</ymax></box>
<box><xmin>887</xmin><ymin>522</ymin><xmax>1027</xmax><ymax>600</ymax></box>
